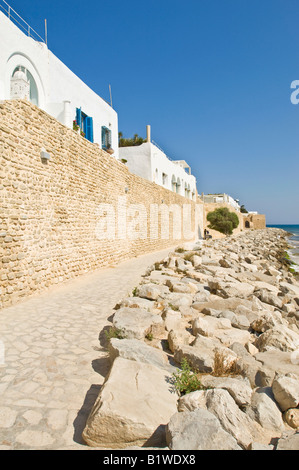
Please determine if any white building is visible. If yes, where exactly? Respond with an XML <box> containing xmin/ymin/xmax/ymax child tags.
<box><xmin>119</xmin><ymin>126</ymin><xmax>197</xmax><ymax>200</ymax></box>
<box><xmin>0</xmin><ymin>5</ymin><xmax>118</xmax><ymax>156</ymax></box>
<box><xmin>201</xmin><ymin>193</ymin><xmax>241</xmax><ymax>211</ymax></box>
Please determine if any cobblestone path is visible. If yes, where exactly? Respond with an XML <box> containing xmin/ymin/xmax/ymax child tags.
<box><xmin>0</xmin><ymin>248</ymin><xmax>174</xmax><ymax>450</ymax></box>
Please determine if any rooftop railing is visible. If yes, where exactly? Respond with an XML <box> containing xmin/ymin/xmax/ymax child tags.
<box><xmin>0</xmin><ymin>0</ymin><xmax>45</xmax><ymax>43</ymax></box>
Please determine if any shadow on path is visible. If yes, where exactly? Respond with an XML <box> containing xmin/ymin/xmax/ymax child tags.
<box><xmin>73</xmin><ymin>384</ymin><xmax>102</xmax><ymax>445</ymax></box>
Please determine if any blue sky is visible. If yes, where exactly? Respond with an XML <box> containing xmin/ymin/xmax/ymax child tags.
<box><xmin>6</xmin><ymin>0</ymin><xmax>299</xmax><ymax>224</ymax></box>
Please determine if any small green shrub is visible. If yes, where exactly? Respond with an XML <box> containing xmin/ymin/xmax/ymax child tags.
<box><xmin>172</xmin><ymin>358</ymin><xmax>205</xmax><ymax>396</ymax></box>
<box><xmin>104</xmin><ymin>327</ymin><xmax>126</xmax><ymax>343</ymax></box>
<box><xmin>132</xmin><ymin>287</ymin><xmax>138</xmax><ymax>297</ymax></box>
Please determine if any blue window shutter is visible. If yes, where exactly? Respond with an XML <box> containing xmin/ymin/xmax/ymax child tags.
<box><xmin>76</xmin><ymin>108</ymin><xmax>82</xmax><ymax>128</ymax></box>
<box><xmin>85</xmin><ymin>116</ymin><xmax>94</xmax><ymax>142</ymax></box>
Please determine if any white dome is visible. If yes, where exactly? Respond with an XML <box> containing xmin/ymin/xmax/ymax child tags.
<box><xmin>12</xmin><ymin>69</ymin><xmax>28</xmax><ymax>82</ymax></box>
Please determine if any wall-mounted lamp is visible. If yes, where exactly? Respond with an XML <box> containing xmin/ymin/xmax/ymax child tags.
<box><xmin>41</xmin><ymin>148</ymin><xmax>51</xmax><ymax>164</ymax></box>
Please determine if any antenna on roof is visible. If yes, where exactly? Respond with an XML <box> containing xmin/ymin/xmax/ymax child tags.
<box><xmin>109</xmin><ymin>84</ymin><xmax>113</xmax><ymax>108</ymax></box>
<box><xmin>44</xmin><ymin>19</ymin><xmax>48</xmax><ymax>46</ymax></box>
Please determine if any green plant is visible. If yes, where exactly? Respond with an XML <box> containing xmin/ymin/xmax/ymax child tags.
<box><xmin>172</xmin><ymin>358</ymin><xmax>205</xmax><ymax>396</ymax></box>
<box><xmin>207</xmin><ymin>207</ymin><xmax>239</xmax><ymax>235</ymax></box>
<box><xmin>175</xmin><ymin>247</ymin><xmax>185</xmax><ymax>253</ymax></box>
<box><xmin>132</xmin><ymin>286</ymin><xmax>138</xmax><ymax>297</ymax></box>
<box><xmin>73</xmin><ymin>120</ymin><xmax>79</xmax><ymax>132</ymax></box>
<box><xmin>104</xmin><ymin>327</ymin><xmax>126</xmax><ymax>343</ymax></box>
<box><xmin>145</xmin><ymin>332</ymin><xmax>153</xmax><ymax>341</ymax></box>
<box><xmin>118</xmin><ymin>132</ymin><xmax>146</xmax><ymax>147</ymax></box>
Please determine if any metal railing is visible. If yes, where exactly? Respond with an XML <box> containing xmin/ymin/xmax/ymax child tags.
<box><xmin>0</xmin><ymin>0</ymin><xmax>45</xmax><ymax>43</ymax></box>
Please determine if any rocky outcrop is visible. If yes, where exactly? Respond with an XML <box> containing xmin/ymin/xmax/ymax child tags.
<box><xmin>82</xmin><ymin>228</ymin><xmax>299</xmax><ymax>450</ymax></box>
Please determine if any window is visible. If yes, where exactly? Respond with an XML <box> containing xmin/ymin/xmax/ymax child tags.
<box><xmin>171</xmin><ymin>175</ymin><xmax>177</xmax><ymax>192</ymax></box>
<box><xmin>102</xmin><ymin>126</ymin><xmax>112</xmax><ymax>150</ymax></box>
<box><xmin>176</xmin><ymin>178</ymin><xmax>181</xmax><ymax>194</ymax></box>
<box><xmin>76</xmin><ymin>108</ymin><xmax>94</xmax><ymax>142</ymax></box>
<box><xmin>162</xmin><ymin>173</ymin><xmax>168</xmax><ymax>186</ymax></box>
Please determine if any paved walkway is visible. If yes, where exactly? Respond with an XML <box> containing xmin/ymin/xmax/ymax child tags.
<box><xmin>0</xmin><ymin>247</ymin><xmax>176</xmax><ymax>450</ymax></box>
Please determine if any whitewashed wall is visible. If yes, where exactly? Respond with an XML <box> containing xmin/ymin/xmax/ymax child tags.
<box><xmin>119</xmin><ymin>142</ymin><xmax>197</xmax><ymax>199</ymax></box>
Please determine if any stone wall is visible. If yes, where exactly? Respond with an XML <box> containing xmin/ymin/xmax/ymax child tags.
<box><xmin>0</xmin><ymin>100</ymin><xmax>202</xmax><ymax>308</ymax></box>
<box><xmin>243</xmin><ymin>213</ymin><xmax>266</xmax><ymax>230</ymax></box>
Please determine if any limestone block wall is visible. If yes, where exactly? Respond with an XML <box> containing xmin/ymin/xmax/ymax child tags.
<box><xmin>0</xmin><ymin>100</ymin><xmax>202</xmax><ymax>308</ymax></box>
<box><xmin>243</xmin><ymin>213</ymin><xmax>266</xmax><ymax>230</ymax></box>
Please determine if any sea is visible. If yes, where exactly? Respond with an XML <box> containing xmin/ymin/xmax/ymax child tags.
<box><xmin>267</xmin><ymin>224</ymin><xmax>299</xmax><ymax>272</ymax></box>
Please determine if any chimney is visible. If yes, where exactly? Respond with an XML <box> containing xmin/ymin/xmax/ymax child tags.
<box><xmin>146</xmin><ymin>125</ymin><xmax>151</xmax><ymax>143</ymax></box>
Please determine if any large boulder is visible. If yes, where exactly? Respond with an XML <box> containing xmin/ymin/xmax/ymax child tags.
<box><xmin>204</xmin><ymin>388</ymin><xmax>262</xmax><ymax>449</ymax></box>
<box><xmin>167</xmin><ymin>329</ymin><xmax>192</xmax><ymax>353</ymax></box>
<box><xmin>164</xmin><ymin>292</ymin><xmax>193</xmax><ymax>309</ymax></box>
<box><xmin>113</xmin><ymin>307</ymin><xmax>164</xmax><ymax>340</ymax></box>
<box><xmin>280</xmin><ymin>281</ymin><xmax>299</xmax><ymax>297</ymax></box>
<box><xmin>254</xmin><ymin>325</ymin><xmax>299</xmax><ymax>353</ymax></box>
<box><xmin>199</xmin><ymin>375</ymin><xmax>253</xmax><ymax>408</ymax></box>
<box><xmin>208</xmin><ymin>280</ymin><xmax>255</xmax><ymax>299</ymax></box>
<box><xmin>192</xmin><ymin>315</ymin><xmax>252</xmax><ymax>347</ymax></box>
<box><xmin>166</xmin><ymin>409</ymin><xmax>241</xmax><ymax>450</ymax></box>
<box><xmin>254</xmin><ymin>289</ymin><xmax>283</xmax><ymax>309</ymax></box>
<box><xmin>276</xmin><ymin>431</ymin><xmax>299</xmax><ymax>450</ymax></box>
<box><xmin>229</xmin><ymin>343</ymin><xmax>264</xmax><ymax>387</ymax></box>
<box><xmin>108</xmin><ymin>338</ymin><xmax>175</xmax><ymax>373</ymax></box>
<box><xmin>116</xmin><ymin>297</ymin><xmax>155</xmax><ymax>312</ymax></box>
<box><xmin>162</xmin><ymin>309</ymin><xmax>182</xmax><ymax>332</ymax></box>
<box><xmin>191</xmin><ymin>297</ymin><xmax>259</xmax><ymax>314</ymax></box>
<box><xmin>248</xmin><ymin>387</ymin><xmax>285</xmax><ymax>432</ymax></box>
<box><xmin>254</xmin><ymin>350</ymin><xmax>299</xmax><ymax>386</ymax></box>
<box><xmin>137</xmin><ymin>283</ymin><xmax>169</xmax><ymax>300</ymax></box>
<box><xmin>174</xmin><ymin>345</ymin><xmax>214</xmax><ymax>374</ymax></box>
<box><xmin>82</xmin><ymin>357</ymin><xmax>178</xmax><ymax>448</ymax></box>
<box><xmin>177</xmin><ymin>390</ymin><xmax>208</xmax><ymax>412</ymax></box>
<box><xmin>192</xmin><ymin>316</ymin><xmax>232</xmax><ymax>337</ymax></box>
<box><xmin>272</xmin><ymin>374</ymin><xmax>299</xmax><ymax>412</ymax></box>
<box><xmin>165</xmin><ymin>279</ymin><xmax>198</xmax><ymax>294</ymax></box>
<box><xmin>250</xmin><ymin>310</ymin><xmax>285</xmax><ymax>333</ymax></box>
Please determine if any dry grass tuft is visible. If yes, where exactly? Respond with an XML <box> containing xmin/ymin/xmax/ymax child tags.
<box><xmin>212</xmin><ymin>350</ymin><xmax>240</xmax><ymax>377</ymax></box>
